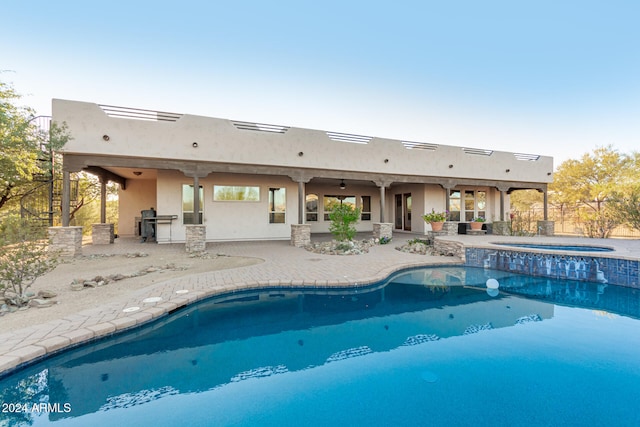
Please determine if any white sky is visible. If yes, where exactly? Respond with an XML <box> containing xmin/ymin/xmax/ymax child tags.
<box><xmin>3</xmin><ymin>0</ymin><xmax>639</xmax><ymax>167</ymax></box>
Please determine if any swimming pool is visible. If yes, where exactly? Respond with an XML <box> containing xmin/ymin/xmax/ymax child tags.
<box><xmin>2</xmin><ymin>266</ymin><xmax>640</xmax><ymax>426</ymax></box>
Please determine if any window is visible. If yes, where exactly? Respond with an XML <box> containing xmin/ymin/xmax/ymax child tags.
<box><xmin>182</xmin><ymin>184</ymin><xmax>203</xmax><ymax>224</ymax></box>
<box><xmin>306</xmin><ymin>194</ymin><xmax>318</xmax><ymax>222</ymax></box>
<box><xmin>477</xmin><ymin>190</ymin><xmax>487</xmax><ymax>219</ymax></box>
<box><xmin>213</xmin><ymin>185</ymin><xmax>260</xmax><ymax>201</ymax></box>
<box><xmin>449</xmin><ymin>189</ymin><xmax>486</xmax><ymax>221</ymax></box>
<box><xmin>323</xmin><ymin>195</ymin><xmax>356</xmax><ymax>221</ymax></box>
<box><xmin>449</xmin><ymin>190</ymin><xmax>461</xmax><ymax>221</ymax></box>
<box><xmin>268</xmin><ymin>187</ymin><xmax>286</xmax><ymax>223</ymax></box>
<box><xmin>361</xmin><ymin>196</ymin><xmax>371</xmax><ymax>221</ymax></box>
<box><xmin>464</xmin><ymin>190</ymin><xmax>475</xmax><ymax>221</ymax></box>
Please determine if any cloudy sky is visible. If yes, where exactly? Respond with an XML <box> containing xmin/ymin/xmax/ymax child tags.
<box><xmin>3</xmin><ymin>0</ymin><xmax>639</xmax><ymax>166</ymax></box>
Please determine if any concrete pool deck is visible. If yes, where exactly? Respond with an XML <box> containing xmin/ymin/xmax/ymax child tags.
<box><xmin>1</xmin><ymin>233</ymin><xmax>639</xmax><ymax>376</ymax></box>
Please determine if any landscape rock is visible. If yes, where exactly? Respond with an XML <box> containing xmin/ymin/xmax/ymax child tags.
<box><xmin>71</xmin><ymin>283</ymin><xmax>85</xmax><ymax>291</ymax></box>
<box><xmin>38</xmin><ymin>290</ymin><xmax>58</xmax><ymax>299</ymax></box>
<box><xmin>29</xmin><ymin>298</ymin><xmax>53</xmax><ymax>308</ymax></box>
<box><xmin>305</xmin><ymin>239</ymin><xmax>375</xmax><ymax>255</ymax></box>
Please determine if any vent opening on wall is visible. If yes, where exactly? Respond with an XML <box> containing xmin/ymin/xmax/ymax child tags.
<box><xmin>463</xmin><ymin>147</ymin><xmax>493</xmax><ymax>156</ymax></box>
<box><xmin>402</xmin><ymin>141</ymin><xmax>438</xmax><ymax>150</ymax></box>
<box><xmin>232</xmin><ymin>121</ymin><xmax>289</xmax><ymax>134</ymax></box>
<box><xmin>514</xmin><ymin>153</ymin><xmax>541</xmax><ymax>161</ymax></box>
<box><xmin>99</xmin><ymin>105</ymin><xmax>182</xmax><ymax>122</ymax></box>
<box><xmin>326</xmin><ymin>131</ymin><xmax>372</xmax><ymax>144</ymax></box>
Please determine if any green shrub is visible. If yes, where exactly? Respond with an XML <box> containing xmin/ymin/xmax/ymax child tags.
<box><xmin>379</xmin><ymin>236</ymin><xmax>392</xmax><ymax>245</ymax></box>
<box><xmin>328</xmin><ymin>204</ymin><xmax>361</xmax><ymax>242</ymax></box>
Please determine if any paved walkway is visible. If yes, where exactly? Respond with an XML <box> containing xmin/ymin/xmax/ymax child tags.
<box><xmin>1</xmin><ymin>233</ymin><xmax>638</xmax><ymax>376</ymax></box>
<box><xmin>0</xmin><ymin>233</ymin><xmax>457</xmax><ymax>376</ymax></box>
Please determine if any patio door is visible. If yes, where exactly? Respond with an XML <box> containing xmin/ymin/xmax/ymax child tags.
<box><xmin>394</xmin><ymin>193</ymin><xmax>412</xmax><ymax>231</ymax></box>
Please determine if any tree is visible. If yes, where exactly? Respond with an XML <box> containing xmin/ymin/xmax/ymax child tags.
<box><xmin>509</xmin><ymin>189</ymin><xmax>543</xmax><ymax>234</ymax></box>
<box><xmin>328</xmin><ymin>203</ymin><xmax>361</xmax><ymax>241</ymax></box>
<box><xmin>0</xmin><ymin>78</ymin><xmax>69</xmax><ymax>213</ymax></box>
<box><xmin>550</xmin><ymin>145</ymin><xmax>632</xmax><ymax>238</ymax></box>
<box><xmin>608</xmin><ymin>151</ymin><xmax>640</xmax><ymax>233</ymax></box>
<box><xmin>0</xmin><ymin>79</ymin><xmax>40</xmax><ymax>210</ymax></box>
<box><xmin>610</xmin><ymin>186</ymin><xmax>640</xmax><ymax>233</ymax></box>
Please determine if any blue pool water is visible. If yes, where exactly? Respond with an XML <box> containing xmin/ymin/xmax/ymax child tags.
<box><xmin>2</xmin><ymin>266</ymin><xmax>640</xmax><ymax>426</ymax></box>
<box><xmin>493</xmin><ymin>243</ymin><xmax>614</xmax><ymax>252</ymax></box>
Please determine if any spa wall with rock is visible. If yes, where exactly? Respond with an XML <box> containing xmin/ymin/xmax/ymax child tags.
<box><xmin>465</xmin><ymin>247</ymin><xmax>639</xmax><ymax>288</ymax></box>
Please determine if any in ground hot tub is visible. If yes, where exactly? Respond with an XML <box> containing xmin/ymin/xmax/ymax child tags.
<box><xmin>492</xmin><ymin>243</ymin><xmax>614</xmax><ymax>252</ymax></box>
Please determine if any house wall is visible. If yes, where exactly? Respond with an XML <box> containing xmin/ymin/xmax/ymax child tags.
<box><xmin>117</xmin><ymin>175</ymin><xmax>512</xmax><ymax>241</ymax></box>
<box><xmin>54</xmin><ymin>99</ymin><xmax>554</xmax><ymax>184</ymax></box>
<box><xmin>118</xmin><ymin>179</ymin><xmax>156</xmax><ymax>237</ymax></box>
<box><xmin>54</xmin><ymin>99</ymin><xmax>544</xmax><ymax>241</ymax></box>
<box><xmin>150</xmin><ymin>173</ymin><xmax>388</xmax><ymax>241</ymax></box>
<box><xmin>154</xmin><ymin>171</ymin><xmax>296</xmax><ymax>242</ymax></box>
<box><xmin>423</xmin><ymin>184</ymin><xmax>447</xmax><ymax>232</ymax></box>
<box><xmin>305</xmin><ymin>183</ymin><xmax>380</xmax><ymax>234</ymax></box>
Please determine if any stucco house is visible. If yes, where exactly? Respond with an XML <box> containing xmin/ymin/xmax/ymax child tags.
<box><xmin>51</xmin><ymin>99</ymin><xmax>553</xmax><ymax>251</ymax></box>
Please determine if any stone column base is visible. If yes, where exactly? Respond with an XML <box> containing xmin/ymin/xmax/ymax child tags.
<box><xmin>492</xmin><ymin>221</ymin><xmax>511</xmax><ymax>236</ymax></box>
<box><xmin>48</xmin><ymin>226</ymin><xmax>83</xmax><ymax>257</ymax></box>
<box><xmin>442</xmin><ymin>222</ymin><xmax>458</xmax><ymax>235</ymax></box>
<box><xmin>92</xmin><ymin>223</ymin><xmax>114</xmax><ymax>244</ymax></box>
<box><xmin>291</xmin><ymin>224</ymin><xmax>311</xmax><ymax>247</ymax></box>
<box><xmin>373</xmin><ymin>223</ymin><xmax>393</xmax><ymax>241</ymax></box>
<box><xmin>185</xmin><ymin>225</ymin><xmax>206</xmax><ymax>253</ymax></box>
<box><xmin>537</xmin><ymin>220</ymin><xmax>555</xmax><ymax>236</ymax></box>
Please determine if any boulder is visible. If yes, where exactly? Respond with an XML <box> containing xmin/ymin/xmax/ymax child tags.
<box><xmin>38</xmin><ymin>290</ymin><xmax>58</xmax><ymax>299</ymax></box>
<box><xmin>29</xmin><ymin>298</ymin><xmax>53</xmax><ymax>308</ymax></box>
<box><xmin>71</xmin><ymin>283</ymin><xmax>85</xmax><ymax>291</ymax></box>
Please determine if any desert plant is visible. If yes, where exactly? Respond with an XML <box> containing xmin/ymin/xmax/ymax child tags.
<box><xmin>0</xmin><ymin>216</ymin><xmax>58</xmax><ymax>307</ymax></box>
<box><xmin>422</xmin><ymin>209</ymin><xmax>447</xmax><ymax>223</ymax></box>
<box><xmin>328</xmin><ymin>203</ymin><xmax>361</xmax><ymax>242</ymax></box>
<box><xmin>379</xmin><ymin>236</ymin><xmax>392</xmax><ymax>245</ymax></box>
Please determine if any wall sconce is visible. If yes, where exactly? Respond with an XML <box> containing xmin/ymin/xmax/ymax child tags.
<box><xmin>192</xmin><ymin>142</ymin><xmax>198</xmax><ymax>148</ymax></box>
<box><xmin>298</xmin><ymin>151</ymin><xmax>304</xmax><ymax>157</ymax></box>
<box><xmin>102</xmin><ymin>135</ymin><xmax>110</xmax><ymax>141</ymax></box>
<box><xmin>339</xmin><ymin>179</ymin><xmax>346</xmax><ymax>190</ymax></box>
<box><xmin>448</xmin><ymin>164</ymin><xmax>454</xmax><ymax>168</ymax></box>
<box><xmin>505</xmin><ymin>169</ymin><xmax>510</xmax><ymax>173</ymax></box>
<box><xmin>133</xmin><ymin>171</ymin><xmax>142</xmax><ymax>176</ymax></box>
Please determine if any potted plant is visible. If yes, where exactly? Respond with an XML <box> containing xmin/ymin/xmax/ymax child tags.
<box><xmin>423</xmin><ymin>209</ymin><xmax>447</xmax><ymax>232</ymax></box>
<box><xmin>470</xmin><ymin>216</ymin><xmax>486</xmax><ymax>230</ymax></box>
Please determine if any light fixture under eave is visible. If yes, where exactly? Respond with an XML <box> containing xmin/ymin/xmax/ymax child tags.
<box><xmin>133</xmin><ymin>171</ymin><xmax>142</xmax><ymax>176</ymax></box>
<box><xmin>339</xmin><ymin>179</ymin><xmax>346</xmax><ymax>190</ymax></box>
